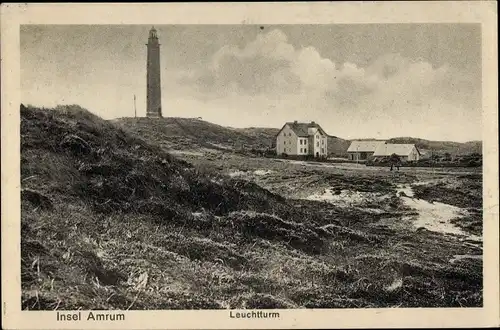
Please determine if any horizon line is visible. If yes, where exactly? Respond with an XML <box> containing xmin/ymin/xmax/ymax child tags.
<box><xmin>114</xmin><ymin>115</ymin><xmax>482</xmax><ymax>144</ymax></box>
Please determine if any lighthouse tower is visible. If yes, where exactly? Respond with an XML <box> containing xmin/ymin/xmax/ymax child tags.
<box><xmin>146</xmin><ymin>27</ymin><xmax>162</xmax><ymax>118</ymax></box>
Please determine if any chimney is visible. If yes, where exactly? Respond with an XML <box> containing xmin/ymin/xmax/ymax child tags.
<box><xmin>311</xmin><ymin>121</ymin><xmax>315</xmax><ymax>124</ymax></box>
<box><xmin>294</xmin><ymin>120</ymin><xmax>298</xmax><ymax>124</ymax></box>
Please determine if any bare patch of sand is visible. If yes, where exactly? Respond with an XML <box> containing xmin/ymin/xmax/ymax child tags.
<box><xmin>306</xmin><ymin>189</ymin><xmax>384</xmax><ymax>208</ymax></box>
<box><xmin>396</xmin><ymin>184</ymin><xmax>482</xmax><ymax>241</ymax></box>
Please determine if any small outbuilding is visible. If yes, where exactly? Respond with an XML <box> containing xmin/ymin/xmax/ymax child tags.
<box><xmin>347</xmin><ymin>140</ymin><xmax>387</xmax><ymax>161</ymax></box>
<box><xmin>372</xmin><ymin>143</ymin><xmax>421</xmax><ymax>162</ymax></box>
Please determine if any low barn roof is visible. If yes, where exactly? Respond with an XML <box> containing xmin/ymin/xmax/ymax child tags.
<box><xmin>347</xmin><ymin>140</ymin><xmax>387</xmax><ymax>153</ymax></box>
<box><xmin>373</xmin><ymin>144</ymin><xmax>419</xmax><ymax>157</ymax></box>
<box><xmin>277</xmin><ymin>122</ymin><xmax>327</xmax><ymax>137</ymax></box>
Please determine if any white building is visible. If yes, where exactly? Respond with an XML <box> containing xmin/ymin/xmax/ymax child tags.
<box><xmin>276</xmin><ymin>121</ymin><xmax>328</xmax><ymax>158</ymax></box>
<box><xmin>373</xmin><ymin>143</ymin><xmax>421</xmax><ymax>162</ymax></box>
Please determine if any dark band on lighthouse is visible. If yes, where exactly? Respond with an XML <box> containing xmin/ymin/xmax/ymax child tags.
<box><xmin>146</xmin><ymin>26</ymin><xmax>162</xmax><ymax>118</ymax></box>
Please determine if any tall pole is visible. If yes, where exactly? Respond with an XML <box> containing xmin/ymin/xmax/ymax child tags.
<box><xmin>134</xmin><ymin>94</ymin><xmax>137</xmax><ymax>118</ymax></box>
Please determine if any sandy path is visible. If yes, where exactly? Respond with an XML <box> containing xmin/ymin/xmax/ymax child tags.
<box><xmin>301</xmin><ymin>177</ymin><xmax>482</xmax><ymax>243</ymax></box>
<box><xmin>396</xmin><ymin>184</ymin><xmax>482</xmax><ymax>242</ymax></box>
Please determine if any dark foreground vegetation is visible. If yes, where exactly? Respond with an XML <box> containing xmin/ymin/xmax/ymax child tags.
<box><xmin>21</xmin><ymin>105</ymin><xmax>482</xmax><ymax>310</ymax></box>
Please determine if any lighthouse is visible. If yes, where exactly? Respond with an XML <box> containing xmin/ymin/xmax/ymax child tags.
<box><xmin>146</xmin><ymin>26</ymin><xmax>162</xmax><ymax>118</ymax></box>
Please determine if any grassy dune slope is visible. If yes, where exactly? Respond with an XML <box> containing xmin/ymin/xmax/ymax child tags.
<box><xmin>21</xmin><ymin>105</ymin><xmax>482</xmax><ymax>310</ymax></box>
<box><xmin>116</xmin><ymin>117</ymin><xmax>274</xmax><ymax>152</ymax></box>
<box><xmin>117</xmin><ymin>118</ymin><xmax>481</xmax><ymax>158</ymax></box>
<box><xmin>117</xmin><ymin>118</ymin><xmax>351</xmax><ymax>156</ymax></box>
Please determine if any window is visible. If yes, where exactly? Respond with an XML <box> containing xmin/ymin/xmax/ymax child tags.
<box><xmin>299</xmin><ymin>140</ymin><xmax>303</xmax><ymax>145</ymax></box>
<box><xmin>304</xmin><ymin>140</ymin><xmax>307</xmax><ymax>145</ymax></box>
<box><xmin>316</xmin><ymin>142</ymin><xmax>319</xmax><ymax>147</ymax></box>
<box><xmin>321</xmin><ymin>139</ymin><xmax>324</xmax><ymax>145</ymax></box>
<box><xmin>321</xmin><ymin>148</ymin><xmax>324</xmax><ymax>153</ymax></box>
<box><xmin>300</xmin><ymin>148</ymin><xmax>303</xmax><ymax>153</ymax></box>
<box><xmin>284</xmin><ymin>141</ymin><xmax>286</xmax><ymax>145</ymax></box>
<box><xmin>304</xmin><ymin>148</ymin><xmax>307</xmax><ymax>153</ymax></box>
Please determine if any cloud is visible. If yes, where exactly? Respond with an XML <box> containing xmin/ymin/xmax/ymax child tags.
<box><xmin>189</xmin><ymin>30</ymin><xmax>300</xmax><ymax>96</ymax></box>
<box><xmin>172</xmin><ymin>29</ymin><xmax>480</xmax><ymax>141</ymax></box>
<box><xmin>183</xmin><ymin>29</ymin><xmax>379</xmax><ymax>102</ymax></box>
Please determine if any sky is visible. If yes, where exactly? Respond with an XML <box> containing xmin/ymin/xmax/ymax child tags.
<box><xmin>21</xmin><ymin>24</ymin><xmax>482</xmax><ymax>142</ymax></box>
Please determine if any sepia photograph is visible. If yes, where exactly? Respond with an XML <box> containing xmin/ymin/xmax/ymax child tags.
<box><xmin>2</xmin><ymin>2</ymin><xmax>499</xmax><ymax>330</ymax></box>
<box><xmin>19</xmin><ymin>22</ymin><xmax>484</xmax><ymax>310</ymax></box>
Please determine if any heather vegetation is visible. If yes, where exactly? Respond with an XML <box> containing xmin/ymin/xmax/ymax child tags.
<box><xmin>21</xmin><ymin>105</ymin><xmax>482</xmax><ymax>310</ymax></box>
